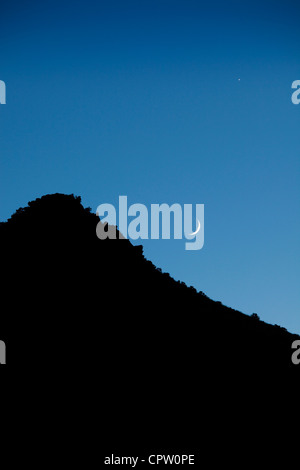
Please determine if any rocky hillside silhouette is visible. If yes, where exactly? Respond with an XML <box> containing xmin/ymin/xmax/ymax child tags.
<box><xmin>1</xmin><ymin>193</ymin><xmax>298</xmax><ymax>371</ymax></box>
<box><xmin>1</xmin><ymin>193</ymin><xmax>299</xmax><ymax>457</ymax></box>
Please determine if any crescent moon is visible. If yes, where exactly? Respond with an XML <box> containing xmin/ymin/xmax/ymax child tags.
<box><xmin>189</xmin><ymin>219</ymin><xmax>201</xmax><ymax>237</ymax></box>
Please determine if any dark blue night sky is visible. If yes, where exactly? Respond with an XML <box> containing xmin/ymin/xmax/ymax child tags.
<box><xmin>1</xmin><ymin>0</ymin><xmax>299</xmax><ymax>332</ymax></box>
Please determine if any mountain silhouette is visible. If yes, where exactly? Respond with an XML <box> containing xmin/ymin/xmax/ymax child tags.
<box><xmin>1</xmin><ymin>193</ymin><xmax>299</xmax><ymax>458</ymax></box>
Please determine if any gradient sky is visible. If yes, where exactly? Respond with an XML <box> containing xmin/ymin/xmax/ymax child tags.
<box><xmin>1</xmin><ymin>0</ymin><xmax>299</xmax><ymax>333</ymax></box>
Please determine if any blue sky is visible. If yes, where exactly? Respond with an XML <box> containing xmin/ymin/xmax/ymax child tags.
<box><xmin>1</xmin><ymin>0</ymin><xmax>299</xmax><ymax>333</ymax></box>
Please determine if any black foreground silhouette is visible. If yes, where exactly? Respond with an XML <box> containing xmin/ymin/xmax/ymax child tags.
<box><xmin>1</xmin><ymin>193</ymin><xmax>299</xmax><ymax>458</ymax></box>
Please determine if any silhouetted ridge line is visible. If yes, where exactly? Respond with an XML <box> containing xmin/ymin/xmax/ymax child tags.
<box><xmin>0</xmin><ymin>193</ymin><xmax>298</xmax><ymax>377</ymax></box>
